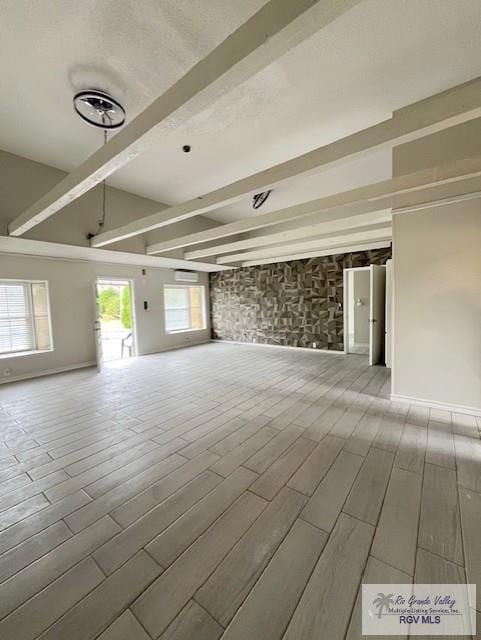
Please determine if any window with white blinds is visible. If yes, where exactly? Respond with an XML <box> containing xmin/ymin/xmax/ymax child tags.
<box><xmin>0</xmin><ymin>281</ymin><xmax>52</xmax><ymax>355</ymax></box>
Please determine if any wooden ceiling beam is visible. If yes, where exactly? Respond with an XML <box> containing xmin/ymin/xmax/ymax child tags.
<box><xmin>184</xmin><ymin>210</ymin><xmax>391</xmax><ymax>259</ymax></box>
<box><xmin>240</xmin><ymin>240</ymin><xmax>392</xmax><ymax>267</ymax></box>
<box><xmin>217</xmin><ymin>225</ymin><xmax>392</xmax><ymax>263</ymax></box>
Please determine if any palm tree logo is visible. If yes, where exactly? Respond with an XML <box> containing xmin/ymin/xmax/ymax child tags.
<box><xmin>373</xmin><ymin>593</ymin><xmax>395</xmax><ymax>618</ymax></box>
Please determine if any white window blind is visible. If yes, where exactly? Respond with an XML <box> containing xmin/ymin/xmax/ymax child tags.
<box><xmin>0</xmin><ymin>281</ymin><xmax>52</xmax><ymax>355</ymax></box>
<box><xmin>164</xmin><ymin>286</ymin><xmax>206</xmax><ymax>332</ymax></box>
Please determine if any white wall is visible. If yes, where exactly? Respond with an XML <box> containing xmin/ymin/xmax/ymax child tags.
<box><xmin>392</xmin><ymin>117</ymin><xmax>481</xmax><ymax>414</ymax></box>
<box><xmin>0</xmin><ymin>254</ymin><xmax>210</xmax><ymax>382</ymax></box>
<box><xmin>392</xmin><ymin>192</ymin><xmax>481</xmax><ymax>413</ymax></box>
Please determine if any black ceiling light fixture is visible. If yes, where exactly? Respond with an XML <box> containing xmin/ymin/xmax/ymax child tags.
<box><xmin>73</xmin><ymin>89</ymin><xmax>126</xmax><ymax>238</ymax></box>
<box><xmin>252</xmin><ymin>189</ymin><xmax>272</xmax><ymax>210</ymax></box>
<box><xmin>73</xmin><ymin>90</ymin><xmax>126</xmax><ymax>129</ymax></box>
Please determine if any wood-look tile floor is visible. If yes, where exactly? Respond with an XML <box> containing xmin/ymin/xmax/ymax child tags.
<box><xmin>0</xmin><ymin>343</ymin><xmax>480</xmax><ymax>640</ymax></box>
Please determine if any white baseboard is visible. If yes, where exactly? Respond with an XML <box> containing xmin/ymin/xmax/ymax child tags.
<box><xmin>211</xmin><ymin>339</ymin><xmax>346</xmax><ymax>355</ymax></box>
<box><xmin>140</xmin><ymin>339</ymin><xmax>210</xmax><ymax>356</ymax></box>
<box><xmin>0</xmin><ymin>361</ymin><xmax>96</xmax><ymax>385</ymax></box>
<box><xmin>391</xmin><ymin>393</ymin><xmax>481</xmax><ymax>417</ymax></box>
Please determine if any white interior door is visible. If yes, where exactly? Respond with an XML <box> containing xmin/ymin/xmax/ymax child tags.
<box><xmin>385</xmin><ymin>259</ymin><xmax>393</xmax><ymax>368</ymax></box>
<box><xmin>369</xmin><ymin>264</ymin><xmax>386</xmax><ymax>366</ymax></box>
<box><xmin>93</xmin><ymin>281</ymin><xmax>103</xmax><ymax>372</ymax></box>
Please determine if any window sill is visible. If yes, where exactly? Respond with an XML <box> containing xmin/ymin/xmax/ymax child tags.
<box><xmin>0</xmin><ymin>349</ymin><xmax>53</xmax><ymax>360</ymax></box>
<box><xmin>166</xmin><ymin>328</ymin><xmax>207</xmax><ymax>335</ymax></box>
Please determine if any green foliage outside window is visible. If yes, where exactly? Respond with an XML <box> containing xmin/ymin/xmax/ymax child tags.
<box><xmin>121</xmin><ymin>286</ymin><xmax>132</xmax><ymax>329</ymax></box>
<box><xmin>98</xmin><ymin>287</ymin><xmax>120</xmax><ymax>320</ymax></box>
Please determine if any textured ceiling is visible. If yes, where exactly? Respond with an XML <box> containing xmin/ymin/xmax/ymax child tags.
<box><xmin>1</xmin><ymin>0</ymin><xmax>481</xmax><ymax>224</ymax></box>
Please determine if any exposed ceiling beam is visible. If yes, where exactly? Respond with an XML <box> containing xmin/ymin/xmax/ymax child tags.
<box><xmin>0</xmin><ymin>236</ymin><xmax>227</xmax><ymax>272</ymax></box>
<box><xmin>240</xmin><ymin>240</ymin><xmax>392</xmax><ymax>267</ymax></box>
<box><xmin>93</xmin><ymin>75</ymin><xmax>481</xmax><ymax>247</ymax></box>
<box><xmin>8</xmin><ymin>0</ymin><xmax>360</xmax><ymax>238</ymax></box>
<box><xmin>146</xmin><ymin>155</ymin><xmax>481</xmax><ymax>255</ymax></box>
<box><xmin>185</xmin><ymin>210</ymin><xmax>391</xmax><ymax>259</ymax></box>
<box><xmin>217</xmin><ymin>225</ymin><xmax>392</xmax><ymax>264</ymax></box>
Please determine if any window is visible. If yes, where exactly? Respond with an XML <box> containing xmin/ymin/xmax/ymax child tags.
<box><xmin>164</xmin><ymin>286</ymin><xmax>206</xmax><ymax>333</ymax></box>
<box><xmin>0</xmin><ymin>280</ymin><xmax>52</xmax><ymax>356</ymax></box>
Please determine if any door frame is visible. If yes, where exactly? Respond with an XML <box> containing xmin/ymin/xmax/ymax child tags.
<box><xmin>343</xmin><ymin>266</ymin><xmax>370</xmax><ymax>355</ymax></box>
<box><xmin>93</xmin><ymin>277</ymin><xmax>137</xmax><ymax>367</ymax></box>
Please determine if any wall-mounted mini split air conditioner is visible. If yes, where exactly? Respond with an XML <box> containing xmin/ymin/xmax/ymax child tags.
<box><xmin>174</xmin><ymin>270</ymin><xmax>199</xmax><ymax>283</ymax></box>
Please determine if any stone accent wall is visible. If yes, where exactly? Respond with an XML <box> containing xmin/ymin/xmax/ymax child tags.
<box><xmin>209</xmin><ymin>246</ymin><xmax>392</xmax><ymax>351</ymax></box>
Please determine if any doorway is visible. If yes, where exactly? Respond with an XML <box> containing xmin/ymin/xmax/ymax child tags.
<box><xmin>94</xmin><ymin>279</ymin><xmax>135</xmax><ymax>365</ymax></box>
<box><xmin>344</xmin><ymin>265</ymin><xmax>386</xmax><ymax>365</ymax></box>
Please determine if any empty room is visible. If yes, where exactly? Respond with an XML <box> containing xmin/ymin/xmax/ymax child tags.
<box><xmin>0</xmin><ymin>1</ymin><xmax>481</xmax><ymax>639</ymax></box>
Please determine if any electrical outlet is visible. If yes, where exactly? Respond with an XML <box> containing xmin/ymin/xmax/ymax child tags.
<box><xmin>312</xmin><ymin>342</ymin><xmax>317</xmax><ymax>349</ymax></box>
<box><xmin>3</xmin><ymin>368</ymin><xmax>11</xmax><ymax>377</ymax></box>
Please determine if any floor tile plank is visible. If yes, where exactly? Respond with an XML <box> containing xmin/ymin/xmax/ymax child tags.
<box><xmin>159</xmin><ymin>600</ymin><xmax>223</xmax><ymax>640</ymax></box>
<box><xmin>459</xmin><ymin>487</ymin><xmax>481</xmax><ymax>611</ymax></box>
<box><xmin>0</xmin><ymin>490</ymin><xmax>91</xmax><ymax>555</ymax></box>
<box><xmin>287</xmin><ymin>434</ymin><xmax>344</xmax><ymax>496</ymax></box>
<box><xmin>371</xmin><ymin>467</ymin><xmax>422</xmax><ymax>576</ymax></box>
<box><xmin>0</xmin><ymin>520</ymin><xmax>72</xmax><ymax>583</ymax></box>
<box><xmin>221</xmin><ymin>519</ymin><xmax>327</xmax><ymax>640</ymax></box>
<box><xmin>249</xmin><ymin>437</ymin><xmax>316</xmax><ymax>500</ymax></box>
<box><xmin>110</xmin><ymin>450</ymin><xmax>219</xmax><ymax>528</ymax></box>
<box><xmin>195</xmin><ymin>487</ymin><xmax>305</xmax><ymax>625</ymax></box>
<box><xmin>93</xmin><ymin>470</ymin><xmax>222</xmax><ymax>575</ymax></box>
<box><xmin>346</xmin><ymin>555</ymin><xmax>411</xmax><ymax>640</ymax></box>
<box><xmin>394</xmin><ymin>423</ymin><xmax>427</xmax><ymax>475</ymax></box>
<box><xmin>300</xmin><ymin>450</ymin><xmax>364</xmax><ymax>532</ymax></box>
<box><xmin>343</xmin><ymin>447</ymin><xmax>394</xmax><ymax>525</ymax></box>
<box><xmin>38</xmin><ymin>551</ymin><xmax>161</xmax><ymax>640</ymax></box>
<box><xmin>0</xmin><ymin>557</ymin><xmax>104</xmax><ymax>640</ymax></box>
<box><xmin>283</xmin><ymin>513</ymin><xmax>374</xmax><ymax>640</ymax></box>
<box><xmin>0</xmin><ymin>515</ymin><xmax>120</xmax><ymax>619</ymax></box>
<box><xmin>243</xmin><ymin>425</ymin><xmax>305</xmax><ymax>474</ymax></box>
<box><xmin>418</xmin><ymin>463</ymin><xmax>463</xmax><ymax>565</ymax></box>
<box><xmin>97</xmin><ymin>610</ymin><xmax>151</xmax><ymax>640</ymax></box>
<box><xmin>132</xmin><ymin>491</ymin><xmax>266</xmax><ymax>638</ymax></box>
<box><xmin>146</xmin><ymin>467</ymin><xmax>257</xmax><ymax>569</ymax></box>
<box><xmin>210</xmin><ymin>427</ymin><xmax>278</xmax><ymax>477</ymax></box>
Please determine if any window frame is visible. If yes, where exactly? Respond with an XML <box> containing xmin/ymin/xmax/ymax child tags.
<box><xmin>0</xmin><ymin>278</ymin><xmax>54</xmax><ymax>358</ymax></box>
<box><xmin>163</xmin><ymin>284</ymin><xmax>207</xmax><ymax>334</ymax></box>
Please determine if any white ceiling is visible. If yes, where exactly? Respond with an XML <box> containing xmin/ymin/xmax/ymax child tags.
<box><xmin>1</xmin><ymin>0</ymin><xmax>481</xmax><ymax>225</ymax></box>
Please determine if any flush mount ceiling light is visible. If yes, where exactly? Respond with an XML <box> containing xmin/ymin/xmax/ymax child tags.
<box><xmin>73</xmin><ymin>90</ymin><xmax>125</xmax><ymax>129</ymax></box>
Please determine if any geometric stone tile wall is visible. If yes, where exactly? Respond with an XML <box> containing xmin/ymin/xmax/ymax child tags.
<box><xmin>209</xmin><ymin>246</ymin><xmax>392</xmax><ymax>351</ymax></box>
